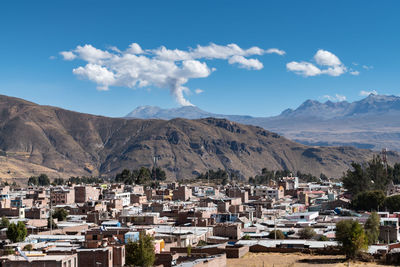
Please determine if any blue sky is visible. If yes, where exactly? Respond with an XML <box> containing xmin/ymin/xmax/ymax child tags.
<box><xmin>0</xmin><ymin>0</ymin><xmax>399</xmax><ymax>117</ymax></box>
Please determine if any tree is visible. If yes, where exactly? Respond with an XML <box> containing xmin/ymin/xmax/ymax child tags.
<box><xmin>38</xmin><ymin>174</ymin><xmax>50</xmax><ymax>186</ymax></box>
<box><xmin>52</xmin><ymin>208</ymin><xmax>68</xmax><ymax>221</ymax></box>
<box><xmin>318</xmin><ymin>235</ymin><xmax>329</xmax><ymax>241</ymax></box>
<box><xmin>242</xmin><ymin>234</ymin><xmax>251</xmax><ymax>240</ymax></box>
<box><xmin>151</xmin><ymin>167</ymin><xmax>166</xmax><ymax>181</ymax></box>
<box><xmin>335</xmin><ymin>220</ymin><xmax>368</xmax><ymax>259</ymax></box>
<box><xmin>268</xmin><ymin>230</ymin><xmax>285</xmax><ymax>239</ymax></box>
<box><xmin>0</xmin><ymin>216</ymin><xmax>10</xmax><ymax>229</ymax></box>
<box><xmin>47</xmin><ymin>217</ymin><xmax>58</xmax><ymax>229</ymax></box>
<box><xmin>384</xmin><ymin>195</ymin><xmax>400</xmax><ymax>212</ymax></box>
<box><xmin>126</xmin><ymin>232</ymin><xmax>155</xmax><ymax>267</ymax></box>
<box><xmin>298</xmin><ymin>226</ymin><xmax>316</xmax><ymax>240</ymax></box>
<box><xmin>28</xmin><ymin>176</ymin><xmax>38</xmax><ymax>186</ymax></box>
<box><xmin>366</xmin><ymin>155</ymin><xmax>389</xmax><ymax>191</ymax></box>
<box><xmin>23</xmin><ymin>244</ymin><xmax>33</xmax><ymax>251</ymax></box>
<box><xmin>364</xmin><ymin>212</ymin><xmax>380</xmax><ymax>245</ymax></box>
<box><xmin>136</xmin><ymin>167</ymin><xmax>152</xmax><ymax>184</ymax></box>
<box><xmin>352</xmin><ymin>190</ymin><xmax>385</xmax><ymax>211</ymax></box>
<box><xmin>342</xmin><ymin>163</ymin><xmax>371</xmax><ymax>196</ymax></box>
<box><xmin>197</xmin><ymin>240</ymin><xmax>207</xmax><ymax>247</ymax></box>
<box><xmin>6</xmin><ymin>221</ymin><xmax>27</xmax><ymax>243</ymax></box>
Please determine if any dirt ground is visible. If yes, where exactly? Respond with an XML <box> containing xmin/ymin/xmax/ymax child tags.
<box><xmin>227</xmin><ymin>252</ymin><xmax>394</xmax><ymax>267</ymax></box>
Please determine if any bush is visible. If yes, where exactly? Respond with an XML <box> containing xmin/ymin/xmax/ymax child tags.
<box><xmin>126</xmin><ymin>233</ymin><xmax>155</xmax><ymax>267</ymax></box>
<box><xmin>268</xmin><ymin>230</ymin><xmax>285</xmax><ymax>239</ymax></box>
<box><xmin>298</xmin><ymin>227</ymin><xmax>316</xmax><ymax>240</ymax></box>
<box><xmin>318</xmin><ymin>235</ymin><xmax>329</xmax><ymax>241</ymax></box>
<box><xmin>335</xmin><ymin>220</ymin><xmax>368</xmax><ymax>259</ymax></box>
<box><xmin>6</xmin><ymin>222</ymin><xmax>27</xmax><ymax>243</ymax></box>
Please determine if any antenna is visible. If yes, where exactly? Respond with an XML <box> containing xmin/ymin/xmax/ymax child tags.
<box><xmin>381</xmin><ymin>148</ymin><xmax>388</xmax><ymax>174</ymax></box>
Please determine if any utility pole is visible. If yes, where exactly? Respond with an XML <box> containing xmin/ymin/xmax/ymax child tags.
<box><xmin>49</xmin><ymin>187</ymin><xmax>52</xmax><ymax>235</ymax></box>
<box><xmin>274</xmin><ymin>210</ymin><xmax>277</xmax><ymax>240</ymax></box>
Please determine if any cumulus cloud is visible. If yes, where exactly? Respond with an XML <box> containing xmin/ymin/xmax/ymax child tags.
<box><xmin>60</xmin><ymin>43</ymin><xmax>283</xmax><ymax>106</ymax></box>
<box><xmin>195</xmin><ymin>89</ymin><xmax>204</xmax><ymax>94</ymax></box>
<box><xmin>360</xmin><ymin>90</ymin><xmax>378</xmax><ymax>96</ymax></box>
<box><xmin>350</xmin><ymin>70</ymin><xmax>360</xmax><ymax>76</ymax></box>
<box><xmin>228</xmin><ymin>55</ymin><xmax>263</xmax><ymax>70</ymax></box>
<box><xmin>323</xmin><ymin>94</ymin><xmax>347</xmax><ymax>102</ymax></box>
<box><xmin>265</xmin><ymin>48</ymin><xmax>286</xmax><ymax>55</ymax></box>
<box><xmin>60</xmin><ymin>51</ymin><xmax>76</xmax><ymax>60</ymax></box>
<box><xmin>286</xmin><ymin>49</ymin><xmax>347</xmax><ymax>77</ymax></box>
<box><xmin>286</xmin><ymin>61</ymin><xmax>321</xmax><ymax>77</ymax></box>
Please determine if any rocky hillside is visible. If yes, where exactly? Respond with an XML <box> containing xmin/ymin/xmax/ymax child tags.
<box><xmin>127</xmin><ymin>94</ymin><xmax>400</xmax><ymax>151</ymax></box>
<box><xmin>0</xmin><ymin>95</ymin><xmax>398</xmax><ymax>180</ymax></box>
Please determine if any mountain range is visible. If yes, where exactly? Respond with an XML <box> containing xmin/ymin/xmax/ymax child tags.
<box><xmin>126</xmin><ymin>94</ymin><xmax>400</xmax><ymax>151</ymax></box>
<box><xmin>0</xmin><ymin>94</ymin><xmax>396</xmax><ymax>180</ymax></box>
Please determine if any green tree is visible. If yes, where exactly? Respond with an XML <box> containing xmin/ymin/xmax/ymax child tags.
<box><xmin>151</xmin><ymin>167</ymin><xmax>166</xmax><ymax>181</ymax></box>
<box><xmin>38</xmin><ymin>174</ymin><xmax>50</xmax><ymax>186</ymax></box>
<box><xmin>364</xmin><ymin>212</ymin><xmax>380</xmax><ymax>245</ymax></box>
<box><xmin>52</xmin><ymin>208</ymin><xmax>68</xmax><ymax>221</ymax></box>
<box><xmin>298</xmin><ymin>226</ymin><xmax>316</xmax><ymax>240</ymax></box>
<box><xmin>197</xmin><ymin>240</ymin><xmax>207</xmax><ymax>247</ymax></box>
<box><xmin>23</xmin><ymin>244</ymin><xmax>33</xmax><ymax>251</ymax></box>
<box><xmin>28</xmin><ymin>176</ymin><xmax>38</xmax><ymax>186</ymax></box>
<box><xmin>335</xmin><ymin>220</ymin><xmax>368</xmax><ymax>259</ymax></box>
<box><xmin>6</xmin><ymin>221</ymin><xmax>27</xmax><ymax>243</ymax></box>
<box><xmin>268</xmin><ymin>230</ymin><xmax>285</xmax><ymax>239</ymax></box>
<box><xmin>351</xmin><ymin>190</ymin><xmax>385</xmax><ymax>211</ymax></box>
<box><xmin>47</xmin><ymin>217</ymin><xmax>58</xmax><ymax>229</ymax></box>
<box><xmin>125</xmin><ymin>232</ymin><xmax>155</xmax><ymax>267</ymax></box>
<box><xmin>318</xmin><ymin>235</ymin><xmax>329</xmax><ymax>241</ymax></box>
<box><xmin>384</xmin><ymin>195</ymin><xmax>400</xmax><ymax>212</ymax></box>
<box><xmin>367</xmin><ymin>155</ymin><xmax>389</xmax><ymax>191</ymax></box>
<box><xmin>0</xmin><ymin>216</ymin><xmax>10</xmax><ymax>229</ymax></box>
<box><xmin>242</xmin><ymin>234</ymin><xmax>251</xmax><ymax>240</ymax></box>
<box><xmin>392</xmin><ymin>163</ymin><xmax>400</xmax><ymax>184</ymax></box>
<box><xmin>116</xmin><ymin>169</ymin><xmax>132</xmax><ymax>183</ymax></box>
<box><xmin>135</xmin><ymin>167</ymin><xmax>151</xmax><ymax>184</ymax></box>
<box><xmin>342</xmin><ymin>163</ymin><xmax>370</xmax><ymax>196</ymax></box>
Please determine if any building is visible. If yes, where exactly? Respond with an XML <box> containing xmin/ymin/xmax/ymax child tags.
<box><xmin>51</xmin><ymin>188</ymin><xmax>75</xmax><ymax>205</ymax></box>
<box><xmin>173</xmin><ymin>186</ymin><xmax>192</xmax><ymax>201</ymax></box>
<box><xmin>0</xmin><ymin>254</ymin><xmax>78</xmax><ymax>267</ymax></box>
<box><xmin>74</xmin><ymin>186</ymin><xmax>100</xmax><ymax>203</ymax></box>
<box><xmin>255</xmin><ymin>186</ymin><xmax>284</xmax><ymax>200</ymax></box>
<box><xmin>380</xmin><ymin>218</ymin><xmax>400</xmax><ymax>243</ymax></box>
<box><xmin>76</xmin><ymin>247</ymin><xmax>113</xmax><ymax>267</ymax></box>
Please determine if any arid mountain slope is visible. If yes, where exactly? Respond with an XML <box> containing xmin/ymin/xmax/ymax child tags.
<box><xmin>0</xmin><ymin>95</ymin><xmax>398</xmax><ymax>179</ymax></box>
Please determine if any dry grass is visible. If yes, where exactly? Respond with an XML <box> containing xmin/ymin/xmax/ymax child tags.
<box><xmin>227</xmin><ymin>252</ymin><xmax>393</xmax><ymax>267</ymax></box>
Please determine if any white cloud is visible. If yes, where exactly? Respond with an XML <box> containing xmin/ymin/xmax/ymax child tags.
<box><xmin>323</xmin><ymin>94</ymin><xmax>347</xmax><ymax>102</ymax></box>
<box><xmin>195</xmin><ymin>89</ymin><xmax>204</xmax><ymax>94</ymax></box>
<box><xmin>228</xmin><ymin>55</ymin><xmax>263</xmax><ymax>70</ymax></box>
<box><xmin>314</xmin><ymin>49</ymin><xmax>341</xmax><ymax>66</ymax></box>
<box><xmin>49</xmin><ymin>55</ymin><xmax>56</xmax><ymax>60</ymax></box>
<box><xmin>362</xmin><ymin>65</ymin><xmax>373</xmax><ymax>70</ymax></box>
<box><xmin>360</xmin><ymin>90</ymin><xmax>378</xmax><ymax>96</ymax></box>
<box><xmin>265</xmin><ymin>48</ymin><xmax>286</xmax><ymax>55</ymax></box>
<box><xmin>287</xmin><ymin>49</ymin><xmax>347</xmax><ymax>77</ymax></box>
<box><xmin>60</xmin><ymin>43</ymin><xmax>281</xmax><ymax>106</ymax></box>
<box><xmin>73</xmin><ymin>63</ymin><xmax>115</xmax><ymax>91</ymax></box>
<box><xmin>60</xmin><ymin>51</ymin><xmax>76</xmax><ymax>60</ymax></box>
<box><xmin>286</xmin><ymin>61</ymin><xmax>321</xmax><ymax>76</ymax></box>
<box><xmin>350</xmin><ymin>70</ymin><xmax>360</xmax><ymax>76</ymax></box>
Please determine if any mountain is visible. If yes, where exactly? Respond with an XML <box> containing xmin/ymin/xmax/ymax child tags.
<box><xmin>126</xmin><ymin>94</ymin><xmax>400</xmax><ymax>151</ymax></box>
<box><xmin>0</xmin><ymin>94</ymin><xmax>396</xmax><ymax>180</ymax></box>
<box><xmin>126</xmin><ymin>105</ymin><xmax>215</xmax><ymax>120</ymax></box>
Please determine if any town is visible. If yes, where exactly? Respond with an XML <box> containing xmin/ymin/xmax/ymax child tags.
<box><xmin>0</xmin><ymin>159</ymin><xmax>399</xmax><ymax>267</ymax></box>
